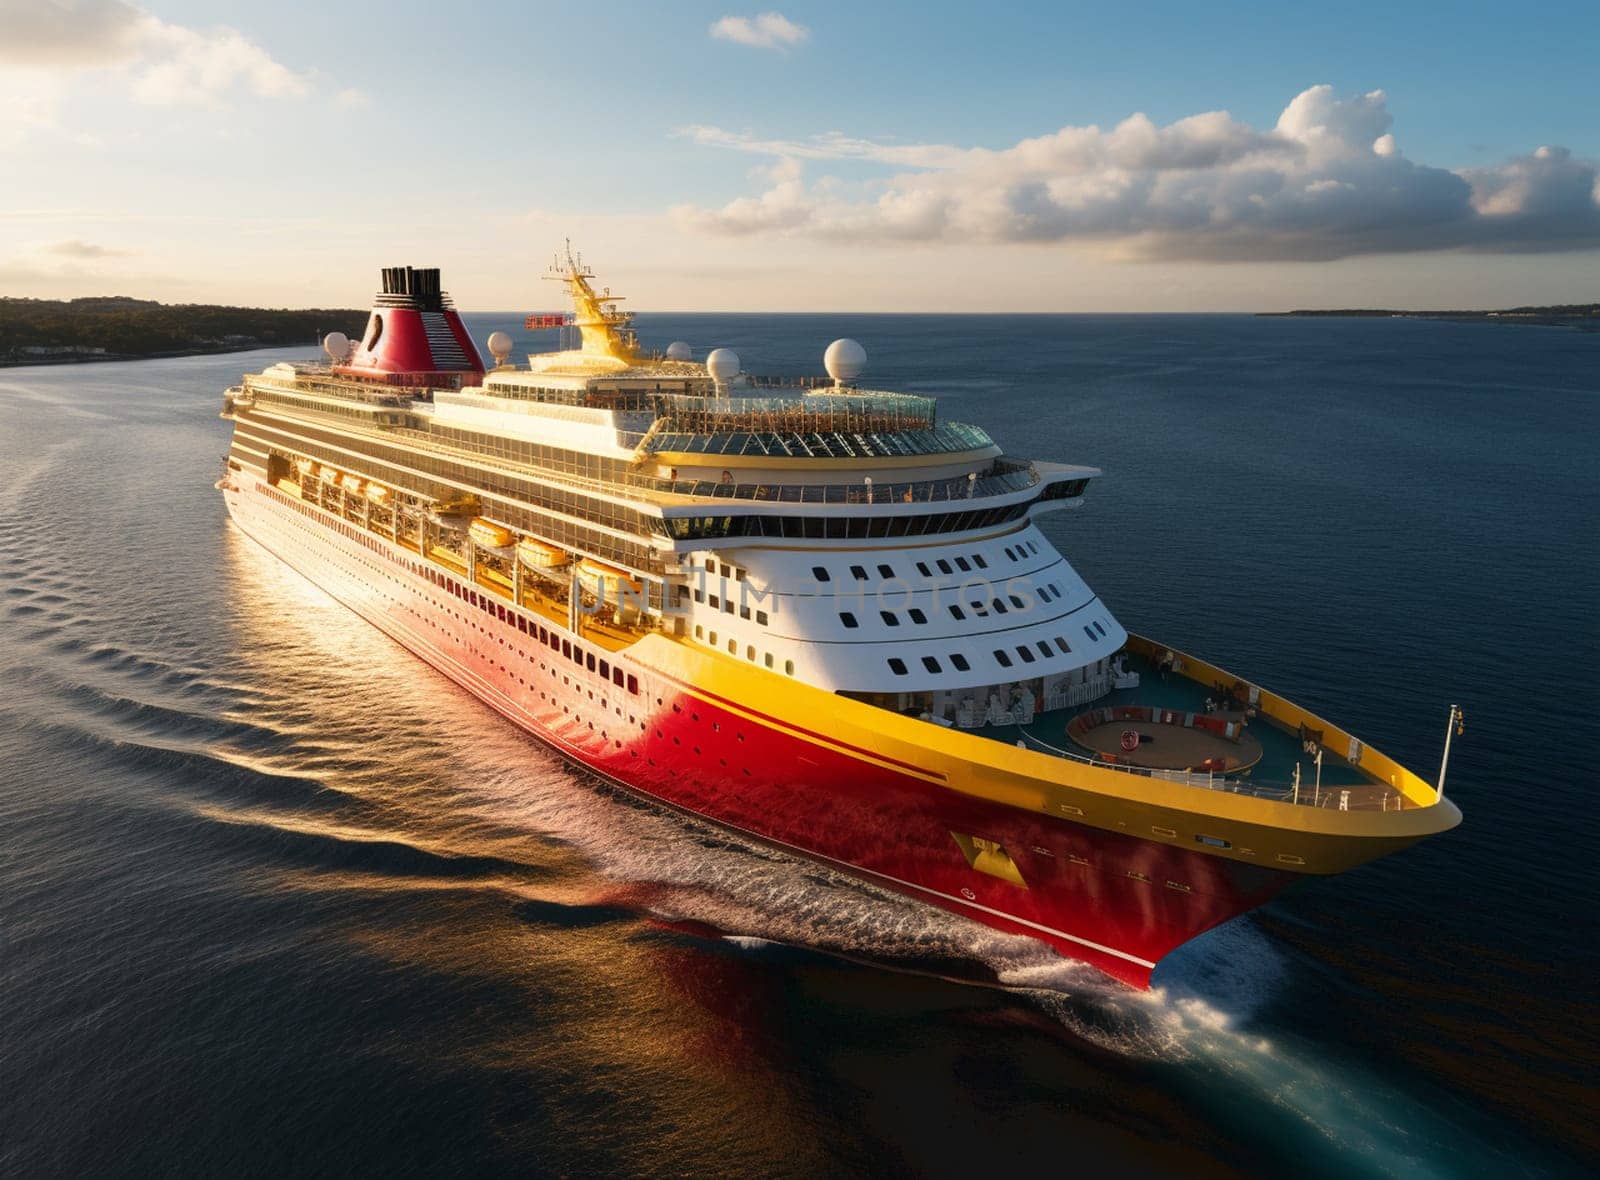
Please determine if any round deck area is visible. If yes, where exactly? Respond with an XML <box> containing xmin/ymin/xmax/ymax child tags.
<box><xmin>1068</xmin><ymin>708</ymin><xmax>1264</xmax><ymax>773</ymax></box>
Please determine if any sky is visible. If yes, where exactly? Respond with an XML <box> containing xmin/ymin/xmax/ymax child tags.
<box><xmin>2</xmin><ymin>0</ymin><xmax>1598</xmax><ymax>312</ymax></box>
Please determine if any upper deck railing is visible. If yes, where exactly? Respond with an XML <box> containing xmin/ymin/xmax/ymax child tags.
<box><xmin>628</xmin><ymin>458</ymin><xmax>1039</xmax><ymax>505</ymax></box>
<box><xmin>653</xmin><ymin>389</ymin><xmax>938</xmax><ymax>435</ymax></box>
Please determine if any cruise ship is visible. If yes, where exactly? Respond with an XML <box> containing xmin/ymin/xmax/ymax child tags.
<box><xmin>217</xmin><ymin>252</ymin><xmax>1463</xmax><ymax>987</ymax></box>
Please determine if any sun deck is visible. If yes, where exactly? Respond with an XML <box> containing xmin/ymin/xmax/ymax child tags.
<box><xmin>912</xmin><ymin>640</ymin><xmax>1427</xmax><ymax>812</ymax></box>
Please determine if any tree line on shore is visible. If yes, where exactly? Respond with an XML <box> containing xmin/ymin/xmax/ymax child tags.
<box><xmin>1</xmin><ymin>296</ymin><xmax>365</xmax><ymax>361</ymax></box>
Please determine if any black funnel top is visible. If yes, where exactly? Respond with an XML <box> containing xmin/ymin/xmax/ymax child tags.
<box><xmin>374</xmin><ymin>266</ymin><xmax>449</xmax><ymax>310</ymax></box>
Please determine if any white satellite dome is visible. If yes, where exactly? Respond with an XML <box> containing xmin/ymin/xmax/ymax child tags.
<box><xmin>705</xmin><ymin>348</ymin><xmax>741</xmax><ymax>383</ymax></box>
<box><xmin>824</xmin><ymin>337</ymin><xmax>867</xmax><ymax>384</ymax></box>
<box><xmin>322</xmin><ymin>331</ymin><xmax>350</xmax><ymax>362</ymax></box>
<box><xmin>486</xmin><ymin>331</ymin><xmax>514</xmax><ymax>364</ymax></box>
<box><xmin>665</xmin><ymin>341</ymin><xmax>692</xmax><ymax>361</ymax></box>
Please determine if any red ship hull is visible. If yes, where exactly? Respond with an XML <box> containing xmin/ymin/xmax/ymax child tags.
<box><xmin>224</xmin><ymin>474</ymin><xmax>1294</xmax><ymax>987</ymax></box>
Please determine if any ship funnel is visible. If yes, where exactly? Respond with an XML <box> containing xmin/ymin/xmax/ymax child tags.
<box><xmin>336</xmin><ymin>265</ymin><xmax>485</xmax><ymax>384</ymax></box>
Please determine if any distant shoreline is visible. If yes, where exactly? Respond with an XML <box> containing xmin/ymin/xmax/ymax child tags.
<box><xmin>0</xmin><ymin>340</ymin><xmax>319</xmax><ymax>369</ymax></box>
<box><xmin>1260</xmin><ymin>304</ymin><xmax>1599</xmax><ymax>331</ymax></box>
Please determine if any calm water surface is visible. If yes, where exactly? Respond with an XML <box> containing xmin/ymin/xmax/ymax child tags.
<box><xmin>1</xmin><ymin>314</ymin><xmax>1595</xmax><ymax>1177</ymax></box>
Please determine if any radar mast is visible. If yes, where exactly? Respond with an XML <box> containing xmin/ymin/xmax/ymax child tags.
<box><xmin>545</xmin><ymin>241</ymin><xmax>641</xmax><ymax>362</ymax></box>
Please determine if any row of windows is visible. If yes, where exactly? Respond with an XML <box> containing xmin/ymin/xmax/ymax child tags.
<box><xmin>993</xmin><ymin>636</ymin><xmax>1076</xmax><ymax>668</ymax></box>
<box><xmin>913</xmin><ymin>552</ymin><xmax>989</xmax><ymax>578</ymax></box>
<box><xmin>1039</xmin><ymin>478</ymin><xmax>1091</xmax><ymax>502</ymax></box>
<box><xmin>691</xmin><ymin>624</ymin><xmax>795</xmax><ymax>675</ymax></box>
<box><xmin>283</xmin><ymin>417</ymin><xmax>657</xmax><ymax>543</ymax></box>
<box><xmin>247</xmin><ymin>422</ymin><xmax>662</xmax><ymax>586</ymax></box>
<box><xmin>265</xmin><ymin>408</ymin><xmax>1028</xmax><ymax>556</ymax></box>
<box><xmin>883</xmin><ymin>634</ymin><xmax>1080</xmax><ymax>677</ymax></box>
<box><xmin>249</xmin><ymin>387</ymin><xmax>405</xmax><ymax>427</ymax></box>
<box><xmin>694</xmin><ymin>555</ymin><xmax>747</xmax><ymax>581</ymax></box>
<box><xmin>417</xmin><ymin>422</ymin><xmax>634</xmax><ymax>486</ymax></box>
<box><xmin>840</xmin><ymin>582</ymin><xmax>1068</xmax><ymax>630</ymax></box>
<box><xmin>664</xmin><ymin>501</ymin><xmax>1029</xmax><ymax>541</ymax></box>
<box><xmin>812</xmin><ymin>539</ymin><xmax>1041</xmax><ymax>586</ymax></box>
<box><xmin>688</xmin><ymin>585</ymin><xmax>770</xmax><ymax>625</ymax></box>
<box><xmin>262</xmin><ymin>481</ymin><xmax>640</xmax><ymax>696</ymax></box>
<box><xmin>886</xmin><ymin>652</ymin><xmax>974</xmax><ymax>676</ymax></box>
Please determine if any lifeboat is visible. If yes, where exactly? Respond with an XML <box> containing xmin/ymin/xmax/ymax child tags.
<box><xmin>340</xmin><ymin>474</ymin><xmax>365</xmax><ymax>495</ymax></box>
<box><xmin>516</xmin><ymin>538</ymin><xmax>569</xmax><ymax>569</ymax></box>
<box><xmin>576</xmin><ymin>557</ymin><xmax>642</xmax><ymax>597</ymax></box>
<box><xmin>468</xmin><ymin>518</ymin><xmax>515</xmax><ymax>550</ymax></box>
<box><xmin>294</xmin><ymin>458</ymin><xmax>315</xmax><ymax>477</ymax></box>
<box><xmin>319</xmin><ymin>465</ymin><xmax>341</xmax><ymax>484</ymax></box>
<box><xmin>365</xmin><ymin>484</ymin><xmax>390</xmax><ymax>503</ymax></box>
<box><xmin>434</xmin><ymin>492</ymin><xmax>480</xmax><ymax>517</ymax></box>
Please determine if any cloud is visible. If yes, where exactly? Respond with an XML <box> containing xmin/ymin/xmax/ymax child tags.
<box><xmin>129</xmin><ymin>20</ymin><xmax>311</xmax><ymax>104</ymax></box>
<box><xmin>678</xmin><ymin>124</ymin><xmax>970</xmax><ymax>169</ymax></box>
<box><xmin>0</xmin><ymin>0</ymin><xmax>318</xmax><ymax>117</ymax></box>
<box><xmin>0</xmin><ymin>0</ymin><xmax>145</xmax><ymax>66</ymax></box>
<box><xmin>709</xmin><ymin>12</ymin><xmax>809</xmax><ymax>51</ymax></box>
<box><xmin>42</xmin><ymin>238</ymin><xmax>132</xmax><ymax>258</ymax></box>
<box><xmin>674</xmin><ymin>86</ymin><xmax>1600</xmax><ymax>260</ymax></box>
<box><xmin>332</xmin><ymin>87</ymin><xmax>373</xmax><ymax>110</ymax></box>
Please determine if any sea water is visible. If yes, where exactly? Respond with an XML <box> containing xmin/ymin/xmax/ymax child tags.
<box><xmin>1</xmin><ymin>313</ymin><xmax>1594</xmax><ymax>1176</ymax></box>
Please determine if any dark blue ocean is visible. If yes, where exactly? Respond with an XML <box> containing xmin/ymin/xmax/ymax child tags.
<box><xmin>1</xmin><ymin>313</ymin><xmax>1595</xmax><ymax>1177</ymax></box>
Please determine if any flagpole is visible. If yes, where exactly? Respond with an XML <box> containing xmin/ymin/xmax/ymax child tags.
<box><xmin>1436</xmin><ymin>704</ymin><xmax>1462</xmax><ymax>803</ymax></box>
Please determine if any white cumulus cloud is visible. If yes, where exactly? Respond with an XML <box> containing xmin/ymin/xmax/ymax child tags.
<box><xmin>128</xmin><ymin>20</ymin><xmax>311</xmax><ymax>104</ymax></box>
<box><xmin>673</xmin><ymin>86</ymin><xmax>1600</xmax><ymax>261</ymax></box>
<box><xmin>709</xmin><ymin>11</ymin><xmax>809</xmax><ymax>51</ymax></box>
<box><xmin>0</xmin><ymin>0</ymin><xmax>326</xmax><ymax>118</ymax></box>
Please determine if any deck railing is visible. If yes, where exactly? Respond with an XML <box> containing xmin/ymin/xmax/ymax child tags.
<box><xmin>1009</xmin><ymin>725</ymin><xmax>1409</xmax><ymax>811</ymax></box>
<box><xmin>627</xmin><ymin>459</ymin><xmax>1037</xmax><ymax>506</ymax></box>
<box><xmin>655</xmin><ymin>390</ymin><xmax>938</xmax><ymax>435</ymax></box>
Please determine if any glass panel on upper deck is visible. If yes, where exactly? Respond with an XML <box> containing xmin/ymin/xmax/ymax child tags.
<box><xmin>643</xmin><ymin>421</ymin><xmax>994</xmax><ymax>458</ymax></box>
<box><xmin>659</xmin><ymin>390</ymin><xmax>936</xmax><ymax>429</ymax></box>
